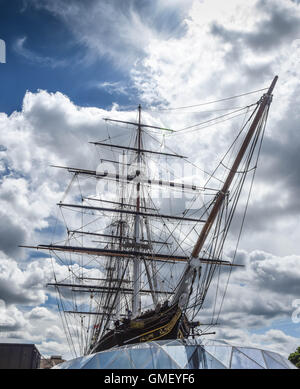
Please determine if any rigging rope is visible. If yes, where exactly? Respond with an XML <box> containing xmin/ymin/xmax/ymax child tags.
<box><xmin>174</xmin><ymin>104</ymin><xmax>257</xmax><ymax>133</ymax></box>
<box><xmin>146</xmin><ymin>87</ymin><xmax>268</xmax><ymax>111</ymax></box>
<box><xmin>213</xmin><ymin>103</ymin><xmax>270</xmax><ymax>327</ymax></box>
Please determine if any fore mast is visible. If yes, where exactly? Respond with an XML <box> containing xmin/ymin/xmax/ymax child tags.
<box><xmin>172</xmin><ymin>75</ymin><xmax>278</xmax><ymax>311</ymax></box>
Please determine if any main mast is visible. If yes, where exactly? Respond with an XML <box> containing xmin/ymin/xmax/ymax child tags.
<box><xmin>132</xmin><ymin>104</ymin><xmax>142</xmax><ymax>317</ymax></box>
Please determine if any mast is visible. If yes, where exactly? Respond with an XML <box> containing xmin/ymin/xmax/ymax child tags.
<box><xmin>48</xmin><ymin>104</ymin><xmax>193</xmax><ymax>321</ymax></box>
<box><xmin>132</xmin><ymin>104</ymin><xmax>142</xmax><ymax>317</ymax></box>
<box><xmin>115</xmin><ymin>150</ymin><xmax>126</xmax><ymax>318</ymax></box>
<box><xmin>172</xmin><ymin>75</ymin><xmax>278</xmax><ymax>307</ymax></box>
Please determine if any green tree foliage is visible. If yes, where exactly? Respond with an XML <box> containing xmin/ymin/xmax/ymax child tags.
<box><xmin>288</xmin><ymin>346</ymin><xmax>300</xmax><ymax>368</ymax></box>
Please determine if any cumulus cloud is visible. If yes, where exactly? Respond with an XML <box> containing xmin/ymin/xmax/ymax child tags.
<box><xmin>26</xmin><ymin>306</ymin><xmax>56</xmax><ymax>320</ymax></box>
<box><xmin>199</xmin><ymin>249</ymin><xmax>300</xmax><ymax>339</ymax></box>
<box><xmin>0</xmin><ymin>88</ymin><xmax>175</xmax><ymax>251</ymax></box>
<box><xmin>0</xmin><ymin>251</ymin><xmax>103</xmax><ymax>358</ymax></box>
<box><xmin>210</xmin><ymin>328</ymin><xmax>300</xmax><ymax>358</ymax></box>
<box><xmin>2</xmin><ymin>0</ymin><xmax>300</xmax><ymax>360</ymax></box>
<box><xmin>211</xmin><ymin>0</ymin><xmax>300</xmax><ymax>53</ymax></box>
<box><xmin>0</xmin><ymin>299</ymin><xmax>70</xmax><ymax>357</ymax></box>
<box><xmin>0</xmin><ymin>254</ymin><xmax>55</xmax><ymax>306</ymax></box>
<box><xmin>0</xmin><ymin>212</ymin><xmax>26</xmax><ymax>257</ymax></box>
<box><xmin>0</xmin><ymin>300</ymin><xmax>29</xmax><ymax>332</ymax></box>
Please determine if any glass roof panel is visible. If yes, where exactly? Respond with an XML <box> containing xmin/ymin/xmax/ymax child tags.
<box><xmin>162</xmin><ymin>345</ymin><xmax>188</xmax><ymax>368</ymax></box>
<box><xmin>97</xmin><ymin>350</ymin><xmax>126</xmax><ymax>369</ymax></box>
<box><xmin>153</xmin><ymin>349</ymin><xmax>180</xmax><ymax>369</ymax></box>
<box><xmin>105</xmin><ymin>350</ymin><xmax>133</xmax><ymax>369</ymax></box>
<box><xmin>236</xmin><ymin>347</ymin><xmax>266</xmax><ymax>368</ymax></box>
<box><xmin>198</xmin><ymin>347</ymin><xmax>208</xmax><ymax>369</ymax></box>
<box><xmin>83</xmin><ymin>355</ymin><xmax>101</xmax><ymax>369</ymax></box>
<box><xmin>184</xmin><ymin>346</ymin><xmax>198</xmax><ymax>369</ymax></box>
<box><xmin>263</xmin><ymin>352</ymin><xmax>287</xmax><ymax>369</ymax></box>
<box><xmin>264</xmin><ymin>351</ymin><xmax>290</xmax><ymax>368</ymax></box>
<box><xmin>64</xmin><ymin>354</ymin><xmax>94</xmax><ymax>369</ymax></box>
<box><xmin>205</xmin><ymin>345</ymin><xmax>232</xmax><ymax>368</ymax></box>
<box><xmin>231</xmin><ymin>348</ymin><xmax>264</xmax><ymax>369</ymax></box>
<box><xmin>127</xmin><ymin>348</ymin><xmax>156</xmax><ymax>369</ymax></box>
<box><xmin>205</xmin><ymin>352</ymin><xmax>226</xmax><ymax>369</ymax></box>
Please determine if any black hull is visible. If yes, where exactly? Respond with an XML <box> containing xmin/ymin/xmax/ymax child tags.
<box><xmin>92</xmin><ymin>303</ymin><xmax>190</xmax><ymax>353</ymax></box>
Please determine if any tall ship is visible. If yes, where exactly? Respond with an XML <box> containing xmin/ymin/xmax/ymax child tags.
<box><xmin>22</xmin><ymin>76</ymin><xmax>282</xmax><ymax>364</ymax></box>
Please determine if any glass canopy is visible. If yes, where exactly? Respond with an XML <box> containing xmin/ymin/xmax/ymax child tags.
<box><xmin>53</xmin><ymin>339</ymin><xmax>296</xmax><ymax>369</ymax></box>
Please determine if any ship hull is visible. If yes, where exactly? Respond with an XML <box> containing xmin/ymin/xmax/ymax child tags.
<box><xmin>92</xmin><ymin>303</ymin><xmax>189</xmax><ymax>353</ymax></box>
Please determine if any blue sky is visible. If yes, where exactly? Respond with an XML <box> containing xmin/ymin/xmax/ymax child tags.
<box><xmin>1</xmin><ymin>0</ymin><xmax>300</xmax><ymax>361</ymax></box>
<box><xmin>0</xmin><ymin>0</ymin><xmax>134</xmax><ymax>114</ymax></box>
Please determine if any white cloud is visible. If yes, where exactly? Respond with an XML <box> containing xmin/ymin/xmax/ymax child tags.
<box><xmin>0</xmin><ymin>251</ymin><xmax>104</xmax><ymax>359</ymax></box>
<box><xmin>211</xmin><ymin>328</ymin><xmax>300</xmax><ymax>358</ymax></box>
<box><xmin>0</xmin><ymin>300</ymin><xmax>29</xmax><ymax>332</ymax></box>
<box><xmin>0</xmin><ymin>255</ymin><xmax>48</xmax><ymax>305</ymax></box>
<box><xmin>26</xmin><ymin>306</ymin><xmax>56</xmax><ymax>320</ymax></box>
<box><xmin>14</xmin><ymin>36</ymin><xmax>67</xmax><ymax>68</ymax></box>
<box><xmin>2</xmin><ymin>0</ymin><xmax>300</xmax><ymax>361</ymax></box>
<box><xmin>94</xmin><ymin>81</ymin><xmax>131</xmax><ymax>96</ymax></box>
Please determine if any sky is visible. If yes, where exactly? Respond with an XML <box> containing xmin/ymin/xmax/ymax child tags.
<box><xmin>0</xmin><ymin>0</ymin><xmax>300</xmax><ymax>361</ymax></box>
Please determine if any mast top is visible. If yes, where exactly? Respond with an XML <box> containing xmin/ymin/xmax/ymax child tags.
<box><xmin>103</xmin><ymin>104</ymin><xmax>174</xmax><ymax>132</ymax></box>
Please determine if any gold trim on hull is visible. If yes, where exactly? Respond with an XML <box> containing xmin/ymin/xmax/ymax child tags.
<box><xmin>139</xmin><ymin>309</ymin><xmax>182</xmax><ymax>343</ymax></box>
